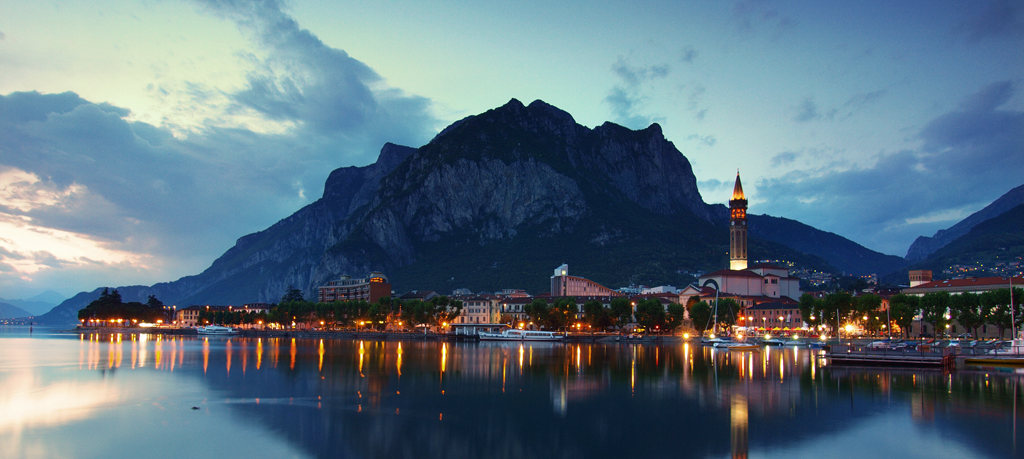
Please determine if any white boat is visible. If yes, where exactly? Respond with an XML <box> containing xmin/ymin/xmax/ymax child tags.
<box><xmin>478</xmin><ymin>329</ymin><xmax>564</xmax><ymax>341</ymax></box>
<box><xmin>197</xmin><ymin>325</ymin><xmax>238</xmax><ymax>335</ymax></box>
<box><xmin>714</xmin><ymin>341</ymin><xmax>760</xmax><ymax>350</ymax></box>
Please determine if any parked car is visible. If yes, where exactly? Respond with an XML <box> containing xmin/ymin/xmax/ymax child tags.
<box><xmin>868</xmin><ymin>340</ymin><xmax>890</xmax><ymax>349</ymax></box>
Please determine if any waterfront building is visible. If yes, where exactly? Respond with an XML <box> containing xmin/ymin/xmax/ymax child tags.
<box><xmin>901</xmin><ymin>271</ymin><xmax>1024</xmax><ymax>296</ymax></box>
<box><xmin>497</xmin><ymin>296</ymin><xmax>534</xmax><ymax>324</ymax></box>
<box><xmin>550</xmin><ymin>264</ymin><xmax>622</xmax><ymax>297</ymax></box>
<box><xmin>453</xmin><ymin>294</ymin><xmax>500</xmax><ymax>324</ymax></box>
<box><xmin>175</xmin><ymin>304</ymin><xmax>237</xmax><ymax>327</ymax></box>
<box><xmin>317</xmin><ymin>272</ymin><xmax>391</xmax><ymax>304</ymax></box>
<box><xmin>176</xmin><ymin>306</ymin><xmax>203</xmax><ymax>327</ymax></box>
<box><xmin>902</xmin><ymin>270</ymin><xmax>1024</xmax><ymax>338</ymax></box>
<box><xmin>740</xmin><ymin>300</ymin><xmax>802</xmax><ymax>332</ymax></box>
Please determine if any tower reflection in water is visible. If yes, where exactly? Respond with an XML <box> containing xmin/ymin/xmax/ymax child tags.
<box><xmin>60</xmin><ymin>333</ymin><xmax>1023</xmax><ymax>458</ymax></box>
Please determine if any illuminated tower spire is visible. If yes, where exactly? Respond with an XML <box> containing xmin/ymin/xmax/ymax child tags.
<box><xmin>729</xmin><ymin>171</ymin><xmax>748</xmax><ymax>271</ymax></box>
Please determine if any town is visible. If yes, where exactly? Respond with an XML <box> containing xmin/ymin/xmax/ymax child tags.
<box><xmin>76</xmin><ymin>174</ymin><xmax>1024</xmax><ymax>342</ymax></box>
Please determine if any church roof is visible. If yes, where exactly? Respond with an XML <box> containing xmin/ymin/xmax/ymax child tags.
<box><xmin>702</xmin><ymin>269</ymin><xmax>763</xmax><ymax>279</ymax></box>
<box><xmin>731</xmin><ymin>171</ymin><xmax>745</xmax><ymax>200</ymax></box>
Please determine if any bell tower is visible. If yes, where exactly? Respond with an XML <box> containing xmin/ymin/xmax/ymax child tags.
<box><xmin>729</xmin><ymin>171</ymin><xmax>748</xmax><ymax>271</ymax></box>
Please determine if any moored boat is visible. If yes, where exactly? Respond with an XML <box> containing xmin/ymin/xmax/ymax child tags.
<box><xmin>478</xmin><ymin>329</ymin><xmax>564</xmax><ymax>341</ymax></box>
<box><xmin>713</xmin><ymin>341</ymin><xmax>760</xmax><ymax>350</ymax></box>
<box><xmin>197</xmin><ymin>325</ymin><xmax>238</xmax><ymax>335</ymax></box>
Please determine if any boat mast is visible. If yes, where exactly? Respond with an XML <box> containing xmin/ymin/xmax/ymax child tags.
<box><xmin>1012</xmin><ymin>276</ymin><xmax>1017</xmax><ymax>341</ymax></box>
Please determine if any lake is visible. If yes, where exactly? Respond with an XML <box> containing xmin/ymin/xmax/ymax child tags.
<box><xmin>1</xmin><ymin>327</ymin><xmax>1021</xmax><ymax>458</ymax></box>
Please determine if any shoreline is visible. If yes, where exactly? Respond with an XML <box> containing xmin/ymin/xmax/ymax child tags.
<box><xmin>67</xmin><ymin>326</ymin><xmax>671</xmax><ymax>343</ymax></box>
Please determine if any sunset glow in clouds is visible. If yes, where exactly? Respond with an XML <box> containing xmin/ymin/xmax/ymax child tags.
<box><xmin>0</xmin><ymin>0</ymin><xmax>1021</xmax><ymax>298</ymax></box>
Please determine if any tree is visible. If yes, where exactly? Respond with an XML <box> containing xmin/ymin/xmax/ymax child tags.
<box><xmin>920</xmin><ymin>292</ymin><xmax>951</xmax><ymax>337</ymax></box>
<box><xmin>716</xmin><ymin>298</ymin><xmax>740</xmax><ymax>329</ymax></box>
<box><xmin>610</xmin><ymin>297</ymin><xmax>633</xmax><ymax>327</ymax></box>
<box><xmin>431</xmin><ymin>296</ymin><xmax>463</xmax><ymax>326</ymax></box>
<box><xmin>981</xmin><ymin>288</ymin><xmax>1023</xmax><ymax>338</ymax></box>
<box><xmin>549</xmin><ymin>298</ymin><xmax>576</xmax><ymax>330</ymax></box>
<box><xmin>688</xmin><ymin>301</ymin><xmax>712</xmax><ymax>333</ymax></box>
<box><xmin>666</xmin><ymin>303</ymin><xmax>686</xmax><ymax>331</ymax></box>
<box><xmin>524</xmin><ymin>299</ymin><xmax>550</xmax><ymax>328</ymax></box>
<box><xmin>951</xmin><ymin>293</ymin><xmax>983</xmax><ymax>338</ymax></box>
<box><xmin>822</xmin><ymin>292</ymin><xmax>854</xmax><ymax>332</ymax></box>
<box><xmin>798</xmin><ymin>293</ymin><xmax>821</xmax><ymax>328</ymax></box>
<box><xmin>281</xmin><ymin>287</ymin><xmax>305</xmax><ymax>303</ymax></box>
<box><xmin>889</xmin><ymin>294</ymin><xmax>919</xmax><ymax>339</ymax></box>
<box><xmin>634</xmin><ymin>299</ymin><xmax>666</xmax><ymax>331</ymax></box>
<box><xmin>583</xmin><ymin>300</ymin><xmax>612</xmax><ymax>330</ymax></box>
<box><xmin>853</xmin><ymin>294</ymin><xmax>882</xmax><ymax>334</ymax></box>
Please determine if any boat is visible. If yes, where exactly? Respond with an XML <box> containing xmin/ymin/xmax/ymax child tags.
<box><xmin>762</xmin><ymin>338</ymin><xmax>786</xmax><ymax>346</ymax></box>
<box><xmin>702</xmin><ymin>336</ymin><xmax>732</xmax><ymax>346</ymax></box>
<box><xmin>713</xmin><ymin>341</ymin><xmax>760</xmax><ymax>350</ymax></box>
<box><xmin>478</xmin><ymin>329</ymin><xmax>564</xmax><ymax>341</ymax></box>
<box><xmin>196</xmin><ymin>325</ymin><xmax>238</xmax><ymax>335</ymax></box>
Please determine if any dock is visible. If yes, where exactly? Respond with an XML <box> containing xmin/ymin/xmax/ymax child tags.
<box><xmin>824</xmin><ymin>342</ymin><xmax>1024</xmax><ymax>371</ymax></box>
<box><xmin>824</xmin><ymin>343</ymin><xmax>957</xmax><ymax>371</ymax></box>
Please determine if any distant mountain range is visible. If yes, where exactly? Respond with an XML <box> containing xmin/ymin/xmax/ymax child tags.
<box><xmin>37</xmin><ymin>99</ymin><xmax>904</xmax><ymax>324</ymax></box>
<box><xmin>0</xmin><ymin>301</ymin><xmax>33</xmax><ymax>319</ymax></box>
<box><xmin>0</xmin><ymin>291</ymin><xmax>64</xmax><ymax>317</ymax></box>
<box><xmin>906</xmin><ymin>184</ymin><xmax>1024</xmax><ymax>261</ymax></box>
<box><xmin>896</xmin><ymin>203</ymin><xmax>1024</xmax><ymax>280</ymax></box>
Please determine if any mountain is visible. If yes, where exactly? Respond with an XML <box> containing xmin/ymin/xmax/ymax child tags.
<box><xmin>0</xmin><ymin>290</ymin><xmax>65</xmax><ymax>315</ymax></box>
<box><xmin>0</xmin><ymin>301</ymin><xmax>33</xmax><ymax>319</ymax></box>
<box><xmin>906</xmin><ymin>184</ymin><xmax>1024</xmax><ymax>261</ymax></box>
<box><xmin>38</xmin><ymin>99</ymin><xmax>900</xmax><ymax>324</ymax></box>
<box><xmin>907</xmin><ymin>203</ymin><xmax>1024</xmax><ymax>276</ymax></box>
<box><xmin>745</xmin><ymin>214</ymin><xmax>905</xmax><ymax>276</ymax></box>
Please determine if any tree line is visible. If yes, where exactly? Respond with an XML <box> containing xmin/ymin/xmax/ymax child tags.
<box><xmin>197</xmin><ymin>288</ymin><xmax>463</xmax><ymax>330</ymax></box>
<box><xmin>78</xmin><ymin>289</ymin><xmax>169</xmax><ymax>323</ymax></box>
<box><xmin>516</xmin><ymin>297</ymin><xmax>686</xmax><ymax>332</ymax></box>
<box><xmin>798</xmin><ymin>288</ymin><xmax>1023</xmax><ymax>339</ymax></box>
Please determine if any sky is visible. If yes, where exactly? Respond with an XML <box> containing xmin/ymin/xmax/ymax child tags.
<box><xmin>0</xmin><ymin>0</ymin><xmax>1022</xmax><ymax>299</ymax></box>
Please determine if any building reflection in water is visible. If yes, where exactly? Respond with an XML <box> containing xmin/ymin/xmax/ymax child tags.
<box><xmin>56</xmin><ymin>332</ymin><xmax>1024</xmax><ymax>458</ymax></box>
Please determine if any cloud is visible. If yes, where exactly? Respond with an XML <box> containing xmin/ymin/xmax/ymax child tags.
<box><xmin>686</xmin><ymin>134</ymin><xmax>717</xmax><ymax>147</ymax></box>
<box><xmin>194</xmin><ymin>0</ymin><xmax>437</xmax><ymax>152</ymax></box>
<box><xmin>731</xmin><ymin>0</ymin><xmax>796</xmax><ymax>36</ymax></box>
<box><xmin>793</xmin><ymin>97</ymin><xmax>820</xmax><ymax>122</ymax></box>
<box><xmin>770</xmin><ymin>151</ymin><xmax>798</xmax><ymax>166</ymax></box>
<box><xmin>758</xmin><ymin>81</ymin><xmax>1024</xmax><ymax>255</ymax></box>
<box><xmin>604</xmin><ymin>57</ymin><xmax>671</xmax><ymax>128</ymax></box>
<box><xmin>793</xmin><ymin>90</ymin><xmax>886</xmax><ymax>122</ymax></box>
<box><xmin>0</xmin><ymin>2</ymin><xmax>442</xmax><ymax>296</ymax></box>
<box><xmin>0</xmin><ymin>30</ymin><xmax>5</xmax><ymax>40</ymax></box>
<box><xmin>680</xmin><ymin>46</ymin><xmax>698</xmax><ymax>64</ymax></box>
<box><xmin>958</xmin><ymin>0</ymin><xmax>1024</xmax><ymax>41</ymax></box>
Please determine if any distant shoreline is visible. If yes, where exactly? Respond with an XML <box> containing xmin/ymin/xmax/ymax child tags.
<box><xmin>66</xmin><ymin>326</ymin><xmax>669</xmax><ymax>343</ymax></box>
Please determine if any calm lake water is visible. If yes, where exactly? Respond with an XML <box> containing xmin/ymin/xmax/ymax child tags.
<box><xmin>1</xmin><ymin>327</ymin><xmax>1021</xmax><ymax>458</ymax></box>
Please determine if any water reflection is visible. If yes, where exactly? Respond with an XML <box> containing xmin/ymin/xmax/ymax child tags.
<box><xmin>2</xmin><ymin>332</ymin><xmax>1022</xmax><ymax>458</ymax></box>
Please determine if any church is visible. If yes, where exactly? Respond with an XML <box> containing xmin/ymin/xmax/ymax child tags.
<box><xmin>686</xmin><ymin>172</ymin><xmax>802</xmax><ymax>308</ymax></box>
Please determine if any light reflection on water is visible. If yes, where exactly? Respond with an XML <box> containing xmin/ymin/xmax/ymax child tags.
<box><xmin>1</xmin><ymin>329</ymin><xmax>1022</xmax><ymax>458</ymax></box>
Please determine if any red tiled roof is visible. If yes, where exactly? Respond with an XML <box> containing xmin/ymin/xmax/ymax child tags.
<box><xmin>905</xmin><ymin>276</ymin><xmax>1024</xmax><ymax>291</ymax></box>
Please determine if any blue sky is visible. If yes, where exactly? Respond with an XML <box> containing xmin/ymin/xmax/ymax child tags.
<box><xmin>0</xmin><ymin>0</ymin><xmax>1022</xmax><ymax>299</ymax></box>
